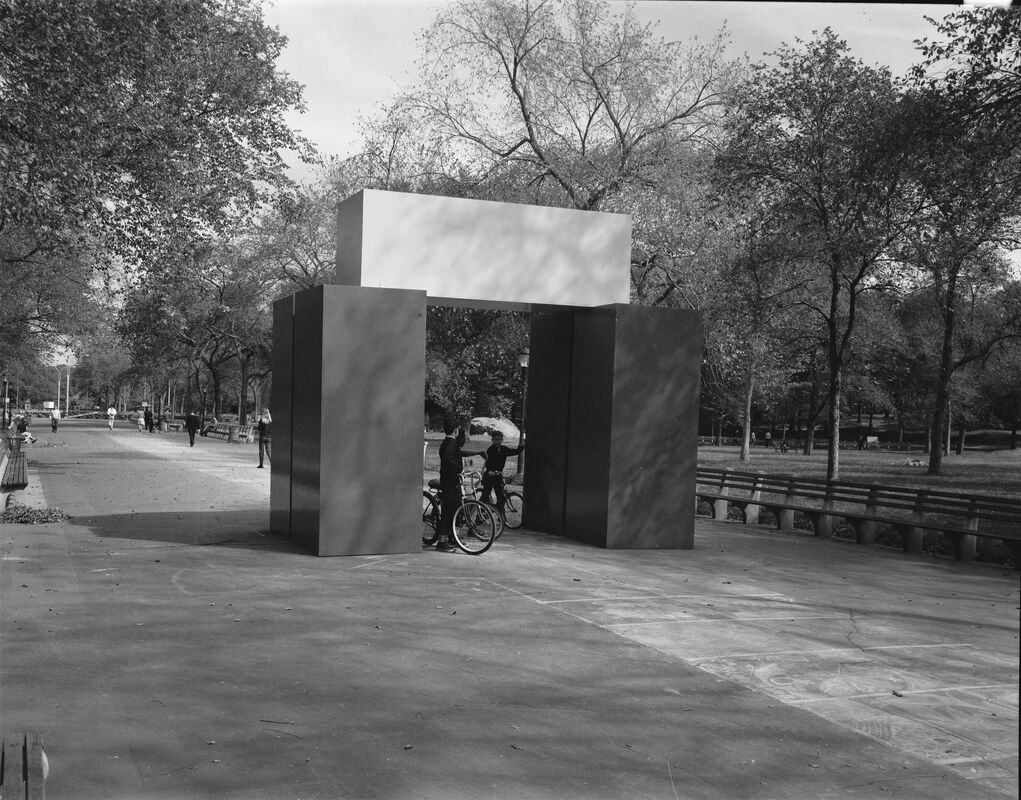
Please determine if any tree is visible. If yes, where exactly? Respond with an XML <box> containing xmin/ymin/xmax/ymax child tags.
<box><xmin>0</xmin><ymin>0</ymin><xmax>309</xmax><ymax>284</ymax></box>
<box><xmin>982</xmin><ymin>340</ymin><xmax>1021</xmax><ymax>449</ymax></box>
<box><xmin>721</xmin><ymin>30</ymin><xmax>909</xmax><ymax>480</ymax></box>
<box><xmin>425</xmin><ymin>308</ymin><xmax>528</xmax><ymax>422</ymax></box>
<box><xmin>903</xmin><ymin>7</ymin><xmax>1021</xmax><ymax>474</ymax></box>
<box><xmin>252</xmin><ymin>175</ymin><xmax>340</xmax><ymax>291</ymax></box>
<box><xmin>375</xmin><ymin>0</ymin><xmax>743</xmax><ymax>211</ymax></box>
<box><xmin>913</xmin><ymin>6</ymin><xmax>1020</xmax><ymax>132</ymax></box>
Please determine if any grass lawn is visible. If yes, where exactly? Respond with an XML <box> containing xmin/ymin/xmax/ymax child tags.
<box><xmin>423</xmin><ymin>431</ymin><xmax>1018</xmax><ymax>565</ymax></box>
<box><xmin>422</xmin><ymin>431</ymin><xmax>523</xmax><ymax>486</ymax></box>
<box><xmin>697</xmin><ymin>444</ymin><xmax>1021</xmax><ymax>500</ymax></box>
<box><xmin>426</xmin><ymin>430</ymin><xmax>1020</xmax><ymax>500</ymax></box>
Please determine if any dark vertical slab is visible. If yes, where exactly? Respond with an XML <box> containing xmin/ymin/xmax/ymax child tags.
<box><xmin>605</xmin><ymin>305</ymin><xmax>701</xmax><ymax>549</ymax></box>
<box><xmin>279</xmin><ymin>285</ymin><xmax>426</xmax><ymax>556</ymax></box>
<box><xmin>524</xmin><ymin>309</ymin><xmax>575</xmax><ymax>534</ymax></box>
<box><xmin>548</xmin><ymin>305</ymin><xmax>701</xmax><ymax>549</ymax></box>
<box><xmin>315</xmin><ymin>285</ymin><xmax>426</xmax><ymax>555</ymax></box>
<box><xmin>563</xmin><ymin>308</ymin><xmax>616</xmax><ymax>546</ymax></box>
<box><xmin>289</xmin><ymin>288</ymin><xmax>326</xmax><ymax>554</ymax></box>
<box><xmin>270</xmin><ymin>296</ymin><xmax>294</xmax><ymax>540</ymax></box>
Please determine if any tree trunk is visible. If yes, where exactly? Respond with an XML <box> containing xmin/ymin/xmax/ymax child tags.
<box><xmin>210</xmin><ymin>370</ymin><xmax>222</xmax><ymax>418</ymax></box>
<box><xmin>928</xmin><ymin>270</ymin><xmax>958</xmax><ymax>475</ymax></box>
<box><xmin>739</xmin><ymin>365</ymin><xmax>754</xmax><ymax>462</ymax></box>
<box><xmin>955</xmin><ymin>417</ymin><xmax>965</xmax><ymax>455</ymax></box>
<box><xmin>239</xmin><ymin>357</ymin><xmax>250</xmax><ymax>426</ymax></box>
<box><xmin>826</xmin><ymin>372</ymin><xmax>842</xmax><ymax>482</ymax></box>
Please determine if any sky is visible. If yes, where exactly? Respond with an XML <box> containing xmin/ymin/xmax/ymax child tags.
<box><xmin>261</xmin><ymin>0</ymin><xmax>962</xmax><ymax>177</ymax></box>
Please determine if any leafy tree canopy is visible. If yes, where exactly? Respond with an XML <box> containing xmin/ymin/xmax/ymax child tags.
<box><xmin>0</xmin><ymin>0</ymin><xmax>311</xmax><ymax>271</ymax></box>
<box><xmin>366</xmin><ymin>0</ymin><xmax>744</xmax><ymax>210</ymax></box>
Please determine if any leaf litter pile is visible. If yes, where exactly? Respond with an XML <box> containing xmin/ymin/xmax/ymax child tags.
<box><xmin>0</xmin><ymin>501</ymin><xmax>70</xmax><ymax>524</ymax></box>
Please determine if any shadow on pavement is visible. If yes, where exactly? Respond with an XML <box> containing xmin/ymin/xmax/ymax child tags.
<box><xmin>64</xmin><ymin>511</ymin><xmax>300</xmax><ymax>554</ymax></box>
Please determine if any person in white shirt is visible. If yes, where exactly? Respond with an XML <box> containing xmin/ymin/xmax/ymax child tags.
<box><xmin>107</xmin><ymin>406</ymin><xmax>117</xmax><ymax>430</ymax></box>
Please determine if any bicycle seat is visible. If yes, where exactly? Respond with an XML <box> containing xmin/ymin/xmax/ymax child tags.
<box><xmin>428</xmin><ymin>478</ymin><xmax>441</xmax><ymax>490</ymax></box>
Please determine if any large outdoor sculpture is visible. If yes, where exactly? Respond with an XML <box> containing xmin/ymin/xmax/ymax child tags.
<box><xmin>271</xmin><ymin>189</ymin><xmax>701</xmax><ymax>556</ymax></box>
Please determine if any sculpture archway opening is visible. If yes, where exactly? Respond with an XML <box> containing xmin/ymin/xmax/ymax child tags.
<box><xmin>271</xmin><ymin>190</ymin><xmax>701</xmax><ymax>556</ymax></box>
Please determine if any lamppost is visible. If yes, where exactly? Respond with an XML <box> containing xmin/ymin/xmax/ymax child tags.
<box><xmin>55</xmin><ymin>364</ymin><xmax>71</xmax><ymax>415</ymax></box>
<box><xmin>2</xmin><ymin>376</ymin><xmax>8</xmax><ymax>429</ymax></box>
<box><xmin>513</xmin><ymin>347</ymin><xmax>529</xmax><ymax>484</ymax></box>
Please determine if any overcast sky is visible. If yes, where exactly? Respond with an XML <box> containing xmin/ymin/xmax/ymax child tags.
<box><xmin>262</xmin><ymin>0</ymin><xmax>959</xmax><ymax>176</ymax></box>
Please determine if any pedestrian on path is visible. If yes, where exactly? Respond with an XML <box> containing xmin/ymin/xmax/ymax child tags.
<box><xmin>257</xmin><ymin>408</ymin><xmax>272</xmax><ymax>468</ymax></box>
<box><xmin>185</xmin><ymin>411</ymin><xmax>200</xmax><ymax>447</ymax></box>
<box><xmin>136</xmin><ymin>409</ymin><xmax>145</xmax><ymax>433</ymax></box>
<box><xmin>50</xmin><ymin>406</ymin><xmax>61</xmax><ymax>432</ymax></box>
<box><xmin>144</xmin><ymin>408</ymin><xmax>154</xmax><ymax>433</ymax></box>
<box><xmin>107</xmin><ymin>405</ymin><xmax>117</xmax><ymax>430</ymax></box>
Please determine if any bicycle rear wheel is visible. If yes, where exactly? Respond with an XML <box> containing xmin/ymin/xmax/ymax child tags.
<box><xmin>452</xmin><ymin>500</ymin><xmax>496</xmax><ymax>554</ymax></box>
<box><xmin>422</xmin><ymin>492</ymin><xmax>440</xmax><ymax>545</ymax></box>
<box><xmin>501</xmin><ymin>491</ymin><xmax>523</xmax><ymax>529</ymax></box>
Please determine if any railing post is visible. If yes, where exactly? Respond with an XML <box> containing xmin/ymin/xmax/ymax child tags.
<box><xmin>816</xmin><ymin>482</ymin><xmax>834</xmax><ymax>537</ymax></box>
<box><xmin>778</xmin><ymin>478</ymin><xmax>795</xmax><ymax>530</ymax></box>
<box><xmin>903</xmin><ymin>492</ymin><xmax>925</xmax><ymax>553</ymax></box>
<box><xmin>955</xmin><ymin>499</ymin><xmax>979</xmax><ymax>562</ymax></box>
<box><xmin>744</xmin><ymin>473</ymin><xmax>762</xmax><ymax>526</ymax></box>
<box><xmin>856</xmin><ymin>486</ymin><xmax>878</xmax><ymax>545</ymax></box>
<box><xmin>712</xmin><ymin>470</ymin><xmax>729</xmax><ymax>521</ymax></box>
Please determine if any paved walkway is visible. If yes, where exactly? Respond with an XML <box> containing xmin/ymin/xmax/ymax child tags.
<box><xmin>1</xmin><ymin>420</ymin><xmax>1018</xmax><ymax>799</ymax></box>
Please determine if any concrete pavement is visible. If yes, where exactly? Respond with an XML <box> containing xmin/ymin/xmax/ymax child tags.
<box><xmin>1</xmin><ymin>419</ymin><xmax>1018</xmax><ymax>799</ymax></box>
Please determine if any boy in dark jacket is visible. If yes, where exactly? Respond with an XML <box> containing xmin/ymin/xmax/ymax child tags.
<box><xmin>478</xmin><ymin>431</ymin><xmax>524</xmax><ymax>516</ymax></box>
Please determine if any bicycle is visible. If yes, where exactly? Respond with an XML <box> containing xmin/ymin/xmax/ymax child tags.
<box><xmin>421</xmin><ymin>475</ymin><xmax>498</xmax><ymax>555</ymax></box>
<box><xmin>461</xmin><ymin>468</ymin><xmax>523</xmax><ymax>537</ymax></box>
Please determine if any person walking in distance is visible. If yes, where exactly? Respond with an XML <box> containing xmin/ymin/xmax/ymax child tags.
<box><xmin>136</xmin><ymin>409</ymin><xmax>145</xmax><ymax>433</ymax></box>
<box><xmin>107</xmin><ymin>405</ymin><xmax>117</xmax><ymax>430</ymax></box>
<box><xmin>50</xmin><ymin>405</ymin><xmax>61</xmax><ymax>432</ymax></box>
<box><xmin>185</xmin><ymin>410</ymin><xmax>200</xmax><ymax>447</ymax></box>
<box><xmin>257</xmin><ymin>408</ymin><xmax>272</xmax><ymax>468</ymax></box>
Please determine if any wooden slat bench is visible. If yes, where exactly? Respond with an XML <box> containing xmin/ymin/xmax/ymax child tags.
<box><xmin>206</xmin><ymin>423</ymin><xmax>232</xmax><ymax>439</ymax></box>
<box><xmin>2</xmin><ymin>436</ymin><xmax>28</xmax><ymax>494</ymax></box>
<box><xmin>1</xmin><ymin>733</ymin><xmax>47</xmax><ymax>799</ymax></box>
<box><xmin>2</xmin><ymin>452</ymin><xmax>28</xmax><ymax>490</ymax></box>
<box><xmin>205</xmin><ymin>423</ymin><xmax>254</xmax><ymax>442</ymax></box>
<box><xmin>695</xmin><ymin>467</ymin><xmax>1021</xmax><ymax>569</ymax></box>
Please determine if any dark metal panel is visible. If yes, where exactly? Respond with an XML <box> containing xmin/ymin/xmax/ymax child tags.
<box><xmin>289</xmin><ymin>287</ymin><xmax>325</xmax><ymax>554</ymax></box>
<box><xmin>524</xmin><ymin>309</ymin><xmax>575</xmax><ymax>534</ymax></box>
<box><xmin>270</xmin><ymin>296</ymin><xmax>293</xmax><ymax>540</ymax></box>
<box><xmin>563</xmin><ymin>307</ymin><xmax>616</xmax><ymax>547</ymax></box>
<box><xmin>315</xmin><ymin>286</ymin><xmax>426</xmax><ymax>556</ymax></box>
<box><xmin>606</xmin><ymin>306</ymin><xmax>702</xmax><ymax>549</ymax></box>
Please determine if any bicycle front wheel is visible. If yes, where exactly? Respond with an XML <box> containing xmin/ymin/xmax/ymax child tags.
<box><xmin>502</xmin><ymin>491</ymin><xmax>523</xmax><ymax>529</ymax></box>
<box><xmin>422</xmin><ymin>492</ymin><xmax>440</xmax><ymax>545</ymax></box>
<box><xmin>452</xmin><ymin>500</ymin><xmax>496</xmax><ymax>555</ymax></box>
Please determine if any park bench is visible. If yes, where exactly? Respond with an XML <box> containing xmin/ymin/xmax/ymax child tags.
<box><xmin>695</xmin><ymin>467</ymin><xmax>1021</xmax><ymax>569</ymax></box>
<box><xmin>206</xmin><ymin>423</ymin><xmax>254</xmax><ymax>442</ymax></box>
<box><xmin>1</xmin><ymin>733</ymin><xmax>47</xmax><ymax>799</ymax></box>
<box><xmin>207</xmin><ymin>423</ymin><xmax>232</xmax><ymax>439</ymax></box>
<box><xmin>1</xmin><ymin>436</ymin><xmax>28</xmax><ymax>495</ymax></box>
